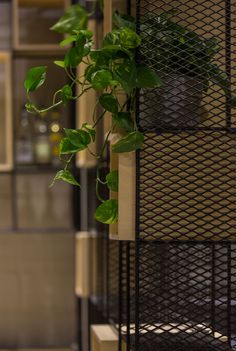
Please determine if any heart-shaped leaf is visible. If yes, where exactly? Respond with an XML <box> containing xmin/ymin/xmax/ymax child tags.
<box><xmin>64</xmin><ymin>129</ymin><xmax>91</xmax><ymax>149</ymax></box>
<box><xmin>53</xmin><ymin>169</ymin><xmax>80</xmax><ymax>186</ymax></box>
<box><xmin>61</xmin><ymin>84</ymin><xmax>73</xmax><ymax>103</ymax></box>
<box><xmin>95</xmin><ymin>199</ymin><xmax>118</xmax><ymax>224</ymax></box>
<box><xmin>60</xmin><ymin>35</ymin><xmax>77</xmax><ymax>47</ymax></box>
<box><xmin>82</xmin><ymin>123</ymin><xmax>96</xmax><ymax>142</ymax></box>
<box><xmin>136</xmin><ymin>66</ymin><xmax>163</xmax><ymax>88</ymax></box>
<box><xmin>51</xmin><ymin>4</ymin><xmax>88</xmax><ymax>34</ymax></box>
<box><xmin>60</xmin><ymin>137</ymin><xmax>86</xmax><ymax>154</ymax></box>
<box><xmin>91</xmin><ymin>69</ymin><xmax>113</xmax><ymax>90</ymax></box>
<box><xmin>54</xmin><ymin>60</ymin><xmax>65</xmax><ymax>68</ymax></box>
<box><xmin>114</xmin><ymin>61</ymin><xmax>137</xmax><ymax>93</ymax></box>
<box><xmin>106</xmin><ymin>170</ymin><xmax>118</xmax><ymax>192</ymax></box>
<box><xmin>24</xmin><ymin>66</ymin><xmax>47</xmax><ymax>93</ymax></box>
<box><xmin>112</xmin><ymin>131</ymin><xmax>144</xmax><ymax>153</ymax></box>
<box><xmin>112</xmin><ymin>112</ymin><xmax>134</xmax><ymax>132</ymax></box>
<box><xmin>64</xmin><ymin>46</ymin><xmax>83</xmax><ymax>68</ymax></box>
<box><xmin>99</xmin><ymin>93</ymin><xmax>118</xmax><ymax>113</ymax></box>
<box><xmin>119</xmin><ymin>27</ymin><xmax>141</xmax><ymax>49</ymax></box>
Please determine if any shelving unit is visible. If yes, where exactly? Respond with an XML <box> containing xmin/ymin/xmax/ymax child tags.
<box><xmin>101</xmin><ymin>1</ymin><xmax>236</xmax><ymax>351</ymax></box>
<box><xmin>0</xmin><ymin>1</ymin><xmax>76</xmax><ymax>347</ymax></box>
<box><xmin>12</xmin><ymin>0</ymin><xmax>70</xmax><ymax>51</ymax></box>
<box><xmin>0</xmin><ymin>0</ymin><xmax>76</xmax><ymax>233</ymax></box>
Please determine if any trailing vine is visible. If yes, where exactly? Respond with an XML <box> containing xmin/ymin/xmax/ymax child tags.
<box><xmin>24</xmin><ymin>5</ymin><xmax>162</xmax><ymax>224</ymax></box>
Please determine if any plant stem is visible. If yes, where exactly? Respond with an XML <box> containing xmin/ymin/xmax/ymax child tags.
<box><xmin>96</xmin><ymin>168</ymin><xmax>105</xmax><ymax>203</ymax></box>
<box><xmin>64</xmin><ymin>154</ymin><xmax>74</xmax><ymax>170</ymax></box>
<box><xmin>93</xmin><ymin>110</ymin><xmax>106</xmax><ymax>128</ymax></box>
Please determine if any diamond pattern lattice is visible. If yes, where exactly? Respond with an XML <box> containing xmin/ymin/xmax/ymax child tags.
<box><xmin>139</xmin><ymin>132</ymin><xmax>236</xmax><ymax>241</ymax></box>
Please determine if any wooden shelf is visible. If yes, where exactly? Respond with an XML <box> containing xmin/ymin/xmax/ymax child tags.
<box><xmin>18</xmin><ymin>0</ymin><xmax>66</xmax><ymax>8</ymax></box>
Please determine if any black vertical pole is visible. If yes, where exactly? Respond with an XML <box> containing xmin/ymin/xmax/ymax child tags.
<box><xmin>118</xmin><ymin>241</ymin><xmax>123</xmax><ymax>351</ymax></box>
<box><xmin>225</xmin><ymin>0</ymin><xmax>232</xmax><ymax>129</ymax></box>
<box><xmin>225</xmin><ymin>1</ymin><xmax>232</xmax><ymax>346</ymax></box>
<box><xmin>135</xmin><ymin>0</ymin><xmax>141</xmax><ymax>349</ymax></box>
<box><xmin>126</xmin><ymin>242</ymin><xmax>131</xmax><ymax>349</ymax></box>
<box><xmin>211</xmin><ymin>243</ymin><xmax>216</xmax><ymax>335</ymax></box>
<box><xmin>227</xmin><ymin>243</ymin><xmax>232</xmax><ymax>347</ymax></box>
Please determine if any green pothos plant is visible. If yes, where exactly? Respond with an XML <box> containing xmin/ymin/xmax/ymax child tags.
<box><xmin>24</xmin><ymin>5</ymin><xmax>162</xmax><ymax>224</ymax></box>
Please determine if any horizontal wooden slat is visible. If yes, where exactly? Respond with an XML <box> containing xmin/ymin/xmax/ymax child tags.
<box><xmin>17</xmin><ymin>0</ymin><xmax>65</xmax><ymax>8</ymax></box>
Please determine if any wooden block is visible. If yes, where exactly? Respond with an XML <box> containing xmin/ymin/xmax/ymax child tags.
<box><xmin>91</xmin><ymin>325</ymin><xmax>126</xmax><ymax>351</ymax></box>
<box><xmin>118</xmin><ymin>152</ymin><xmax>136</xmax><ymax>241</ymax></box>
<box><xmin>0</xmin><ymin>52</ymin><xmax>12</xmax><ymax>171</ymax></box>
<box><xmin>76</xmin><ymin>19</ymin><xmax>99</xmax><ymax>168</ymax></box>
<box><xmin>75</xmin><ymin>231</ymin><xmax>92</xmax><ymax>298</ymax></box>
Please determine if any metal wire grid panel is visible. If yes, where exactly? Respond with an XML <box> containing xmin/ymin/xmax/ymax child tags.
<box><xmin>119</xmin><ymin>243</ymin><xmax>136</xmax><ymax>349</ymax></box>
<box><xmin>107</xmin><ymin>240</ymin><xmax>120</xmax><ymax>325</ymax></box>
<box><xmin>138</xmin><ymin>0</ymin><xmax>236</xmax><ymax>132</ymax></box>
<box><xmin>130</xmin><ymin>242</ymin><xmax>236</xmax><ymax>351</ymax></box>
<box><xmin>137</xmin><ymin>0</ymin><xmax>236</xmax><ymax>242</ymax></box>
<box><xmin>139</xmin><ymin>131</ymin><xmax>236</xmax><ymax>241</ymax></box>
<box><xmin>129</xmin><ymin>0</ymin><xmax>236</xmax><ymax>350</ymax></box>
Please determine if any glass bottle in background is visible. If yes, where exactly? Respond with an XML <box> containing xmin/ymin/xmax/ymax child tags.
<box><xmin>16</xmin><ymin>105</ymin><xmax>34</xmax><ymax>165</ymax></box>
<box><xmin>49</xmin><ymin>108</ymin><xmax>63</xmax><ymax>167</ymax></box>
<box><xmin>34</xmin><ymin>112</ymin><xmax>51</xmax><ymax>165</ymax></box>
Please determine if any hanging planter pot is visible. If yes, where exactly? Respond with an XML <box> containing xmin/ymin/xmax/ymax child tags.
<box><xmin>140</xmin><ymin>72</ymin><xmax>205</xmax><ymax>130</ymax></box>
<box><xmin>139</xmin><ymin>11</ymin><xmax>236</xmax><ymax>131</ymax></box>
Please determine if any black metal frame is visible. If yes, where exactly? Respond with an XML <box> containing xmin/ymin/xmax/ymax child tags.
<box><xmin>106</xmin><ymin>0</ymin><xmax>236</xmax><ymax>350</ymax></box>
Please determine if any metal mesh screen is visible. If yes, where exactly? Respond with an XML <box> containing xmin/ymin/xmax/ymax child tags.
<box><xmin>108</xmin><ymin>240</ymin><xmax>120</xmax><ymax>325</ymax></box>
<box><xmin>139</xmin><ymin>131</ymin><xmax>236</xmax><ymax>241</ymax></box>
<box><xmin>137</xmin><ymin>0</ymin><xmax>236</xmax><ymax>241</ymax></box>
<box><xmin>130</xmin><ymin>242</ymin><xmax>236</xmax><ymax>351</ymax></box>
<box><xmin>132</xmin><ymin>0</ymin><xmax>236</xmax><ymax>350</ymax></box>
<box><xmin>138</xmin><ymin>0</ymin><xmax>236</xmax><ymax>131</ymax></box>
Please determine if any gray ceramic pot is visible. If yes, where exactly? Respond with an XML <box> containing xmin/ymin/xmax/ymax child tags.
<box><xmin>140</xmin><ymin>73</ymin><xmax>205</xmax><ymax>130</ymax></box>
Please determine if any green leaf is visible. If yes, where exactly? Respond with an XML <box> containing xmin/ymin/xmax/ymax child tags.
<box><xmin>74</xmin><ymin>29</ymin><xmax>93</xmax><ymax>39</ymax></box>
<box><xmin>82</xmin><ymin>123</ymin><xmax>96</xmax><ymax>142</ymax></box>
<box><xmin>51</xmin><ymin>4</ymin><xmax>88</xmax><ymax>34</ymax></box>
<box><xmin>60</xmin><ymin>35</ymin><xmax>77</xmax><ymax>47</ymax></box>
<box><xmin>24</xmin><ymin>66</ymin><xmax>47</xmax><ymax>93</ymax></box>
<box><xmin>136</xmin><ymin>66</ymin><xmax>163</xmax><ymax>88</ymax></box>
<box><xmin>103</xmin><ymin>31</ymin><xmax>121</xmax><ymax>47</ymax></box>
<box><xmin>119</xmin><ymin>27</ymin><xmax>141</xmax><ymax>49</ymax></box>
<box><xmin>64</xmin><ymin>46</ymin><xmax>83</xmax><ymax>68</ymax></box>
<box><xmin>61</xmin><ymin>84</ymin><xmax>73</xmax><ymax>103</ymax></box>
<box><xmin>112</xmin><ymin>12</ymin><xmax>136</xmax><ymax>31</ymax></box>
<box><xmin>60</xmin><ymin>137</ymin><xmax>86</xmax><ymax>154</ymax></box>
<box><xmin>95</xmin><ymin>199</ymin><xmax>118</xmax><ymax>224</ymax></box>
<box><xmin>91</xmin><ymin>69</ymin><xmax>113</xmax><ymax>90</ymax></box>
<box><xmin>64</xmin><ymin>128</ymin><xmax>91</xmax><ymax>148</ymax></box>
<box><xmin>106</xmin><ymin>170</ymin><xmax>118</xmax><ymax>192</ymax></box>
<box><xmin>84</xmin><ymin>64</ymin><xmax>99</xmax><ymax>82</ymax></box>
<box><xmin>54</xmin><ymin>60</ymin><xmax>65</xmax><ymax>68</ymax></box>
<box><xmin>114</xmin><ymin>61</ymin><xmax>137</xmax><ymax>93</ymax></box>
<box><xmin>231</xmin><ymin>95</ymin><xmax>236</xmax><ymax>108</ymax></box>
<box><xmin>112</xmin><ymin>131</ymin><xmax>144</xmax><ymax>153</ymax></box>
<box><xmin>207</xmin><ymin>63</ymin><xmax>230</xmax><ymax>89</ymax></box>
<box><xmin>53</xmin><ymin>170</ymin><xmax>80</xmax><ymax>186</ymax></box>
<box><xmin>112</xmin><ymin>112</ymin><xmax>134</xmax><ymax>132</ymax></box>
<box><xmin>99</xmin><ymin>93</ymin><xmax>118</xmax><ymax>113</ymax></box>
